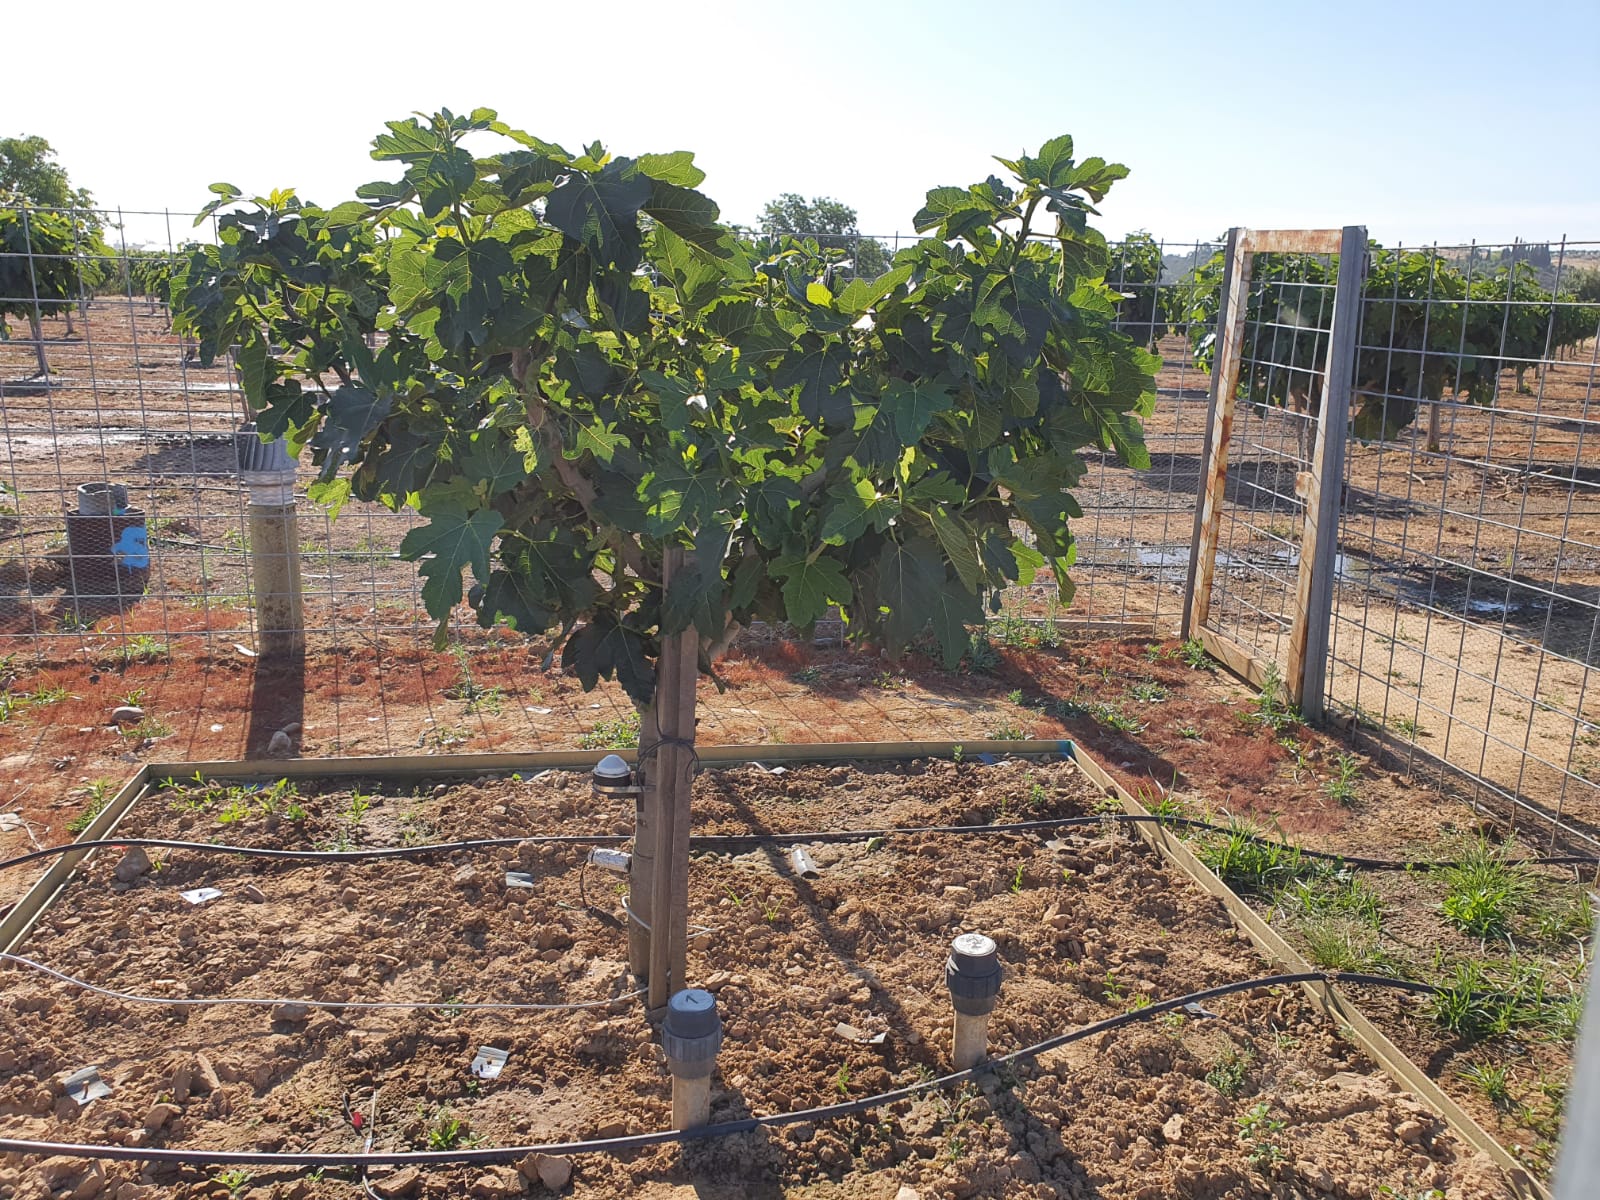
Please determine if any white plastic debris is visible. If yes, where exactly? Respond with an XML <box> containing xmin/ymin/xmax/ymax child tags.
<box><xmin>180</xmin><ymin>887</ymin><xmax>224</xmax><ymax>905</ymax></box>
<box><xmin>470</xmin><ymin>1047</ymin><xmax>509</xmax><ymax>1079</ymax></box>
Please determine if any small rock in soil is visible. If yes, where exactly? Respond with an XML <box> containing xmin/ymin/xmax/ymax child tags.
<box><xmin>110</xmin><ymin>706</ymin><xmax>144</xmax><ymax>725</ymax></box>
<box><xmin>271</xmin><ymin>1002</ymin><xmax>312</xmax><ymax>1023</ymax></box>
<box><xmin>242</xmin><ymin>884</ymin><xmax>266</xmax><ymax>903</ymax></box>
<box><xmin>142</xmin><ymin>1102</ymin><xmax>179</xmax><ymax>1134</ymax></box>
<box><xmin>519</xmin><ymin>1152</ymin><xmax>572</xmax><ymax>1190</ymax></box>
<box><xmin>895</xmin><ymin>1189</ymin><xmax>921</xmax><ymax>1200</ymax></box>
<box><xmin>341</xmin><ymin>887</ymin><xmax>360</xmax><ymax>907</ymax></box>
<box><xmin>113</xmin><ymin>847</ymin><xmax>151</xmax><ymax>882</ymax></box>
<box><xmin>267</xmin><ymin>730</ymin><xmax>295</xmax><ymax>757</ymax></box>
<box><xmin>1162</xmin><ymin>1114</ymin><xmax>1184</xmax><ymax>1142</ymax></box>
<box><xmin>193</xmin><ymin>1052</ymin><xmax>221</xmax><ymax>1094</ymax></box>
<box><xmin>369</xmin><ymin>1167</ymin><xmax>421</xmax><ymax>1198</ymax></box>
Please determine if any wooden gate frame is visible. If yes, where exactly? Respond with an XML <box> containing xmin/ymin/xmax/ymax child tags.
<box><xmin>1182</xmin><ymin>226</ymin><xmax>1366</xmax><ymax>720</ymax></box>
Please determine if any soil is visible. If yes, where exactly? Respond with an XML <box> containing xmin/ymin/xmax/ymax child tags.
<box><xmin>0</xmin><ymin>759</ymin><xmax>1517</xmax><ymax>1200</ymax></box>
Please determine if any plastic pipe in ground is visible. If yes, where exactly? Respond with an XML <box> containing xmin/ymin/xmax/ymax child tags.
<box><xmin>663</xmin><ymin>988</ymin><xmax>721</xmax><ymax>1130</ymax></box>
<box><xmin>946</xmin><ymin>933</ymin><xmax>1002</xmax><ymax>1071</ymax></box>
<box><xmin>246</xmin><ymin>499</ymin><xmax>304</xmax><ymax>658</ymax></box>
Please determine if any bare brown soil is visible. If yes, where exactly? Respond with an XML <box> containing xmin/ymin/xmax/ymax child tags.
<box><xmin>1</xmin><ymin>759</ymin><xmax>1515</xmax><ymax>1199</ymax></box>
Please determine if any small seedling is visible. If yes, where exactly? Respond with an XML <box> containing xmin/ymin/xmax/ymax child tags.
<box><xmin>1205</xmin><ymin>1048</ymin><xmax>1251</xmax><ymax>1097</ymax></box>
<box><xmin>1458</xmin><ymin>1062</ymin><xmax>1516</xmax><ymax>1111</ymax></box>
<box><xmin>66</xmin><ymin>778</ymin><xmax>116</xmax><ymax>834</ymax></box>
<box><xmin>1245</xmin><ymin>663</ymin><xmax>1299</xmax><ymax>733</ymax></box>
<box><xmin>1178</xmin><ymin>724</ymin><xmax>1202</xmax><ymax>740</ymax></box>
<box><xmin>1174</xmin><ymin>637</ymin><xmax>1212</xmax><ymax>670</ymax></box>
<box><xmin>989</xmin><ymin>720</ymin><xmax>1026</xmax><ymax>741</ymax></box>
<box><xmin>211</xmin><ymin>1169</ymin><xmax>253</xmax><ymax>1197</ymax></box>
<box><xmin>834</xmin><ymin>1063</ymin><xmax>851</xmax><ymax>1095</ymax></box>
<box><xmin>1237</xmin><ymin>1102</ymin><xmax>1286</xmax><ymax>1172</ymax></box>
<box><xmin>1129</xmin><ymin>679</ymin><xmax>1168</xmax><ymax>704</ymax></box>
<box><xmin>762</xmin><ymin>899</ymin><xmax>782</xmax><ymax>923</ymax></box>
<box><xmin>1393</xmin><ymin>715</ymin><xmax>1428</xmax><ymax>739</ymax></box>
<box><xmin>722</xmin><ymin>886</ymin><xmax>743</xmax><ymax>907</ymax></box>
<box><xmin>1010</xmin><ymin>866</ymin><xmax>1025</xmax><ymax>894</ymax></box>
<box><xmin>951</xmin><ymin>745</ymin><xmax>964</xmax><ymax>764</ymax></box>
<box><xmin>346</xmin><ymin>788</ymin><xmax>374</xmax><ymax>824</ymax></box>
<box><xmin>1006</xmin><ymin>688</ymin><xmax>1024</xmax><ymax>705</ymax></box>
<box><xmin>425</xmin><ymin>1112</ymin><xmax>469</xmax><ymax>1150</ymax></box>
<box><xmin>1101</xmin><ymin>970</ymin><xmax>1126</xmax><ymax>1003</ymax></box>
<box><xmin>284</xmin><ymin>802</ymin><xmax>308</xmax><ymax>822</ymax></box>
<box><xmin>1323</xmin><ymin>753</ymin><xmax>1361</xmax><ymax>805</ymax></box>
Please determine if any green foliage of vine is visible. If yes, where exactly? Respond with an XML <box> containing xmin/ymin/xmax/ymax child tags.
<box><xmin>171</xmin><ymin>110</ymin><xmax>1157</xmax><ymax>709</ymax></box>
<box><xmin>1181</xmin><ymin>244</ymin><xmax>1599</xmax><ymax>440</ymax></box>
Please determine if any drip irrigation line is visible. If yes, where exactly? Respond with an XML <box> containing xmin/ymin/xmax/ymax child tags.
<box><xmin>0</xmin><ymin>953</ymin><xmax>642</xmax><ymax>1013</ymax></box>
<box><xmin>6</xmin><ymin>816</ymin><xmax>1597</xmax><ymax>875</ymax></box>
<box><xmin>0</xmin><ymin>969</ymin><xmax>1439</xmax><ymax>1169</ymax></box>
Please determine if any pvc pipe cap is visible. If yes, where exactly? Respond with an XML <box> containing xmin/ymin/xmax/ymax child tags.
<box><xmin>665</xmin><ymin>988</ymin><xmax>719</xmax><ymax>1040</ymax></box>
<box><xmin>947</xmin><ymin>933</ymin><xmax>1002</xmax><ymax>1010</ymax></box>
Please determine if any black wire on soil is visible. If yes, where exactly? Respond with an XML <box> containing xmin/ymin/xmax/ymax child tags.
<box><xmin>0</xmin><ymin>970</ymin><xmax>1440</xmax><ymax>1169</ymax></box>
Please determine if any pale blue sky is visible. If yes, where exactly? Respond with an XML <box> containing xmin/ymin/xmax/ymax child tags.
<box><xmin>8</xmin><ymin>0</ymin><xmax>1598</xmax><ymax>248</ymax></box>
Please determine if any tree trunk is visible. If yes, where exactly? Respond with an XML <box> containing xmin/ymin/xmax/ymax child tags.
<box><xmin>646</xmin><ymin>548</ymin><xmax>700</xmax><ymax>1010</ymax></box>
<box><xmin>27</xmin><ymin>313</ymin><xmax>47</xmax><ymax>376</ymax></box>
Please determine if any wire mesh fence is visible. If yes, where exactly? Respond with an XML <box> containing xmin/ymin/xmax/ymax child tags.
<box><xmin>1325</xmin><ymin>239</ymin><xmax>1600</xmax><ymax>850</ymax></box>
<box><xmin>2</xmin><ymin>204</ymin><xmax>1596</xmax><ymax>844</ymax></box>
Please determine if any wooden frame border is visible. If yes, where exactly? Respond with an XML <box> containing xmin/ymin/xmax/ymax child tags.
<box><xmin>0</xmin><ymin>738</ymin><xmax>1543</xmax><ymax>1195</ymax></box>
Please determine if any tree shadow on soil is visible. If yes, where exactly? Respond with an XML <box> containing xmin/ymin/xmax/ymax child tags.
<box><xmin>244</xmin><ymin>651</ymin><xmax>306</xmax><ymax>757</ymax></box>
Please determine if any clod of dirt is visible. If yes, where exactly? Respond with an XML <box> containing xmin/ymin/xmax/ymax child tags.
<box><xmin>241</xmin><ymin>883</ymin><xmax>265</xmax><ymax>903</ymax></box>
<box><xmin>270</xmin><ymin>1002</ymin><xmax>311</xmax><ymax>1023</ymax></box>
<box><xmin>109</xmin><ymin>706</ymin><xmax>143</xmax><ymax>725</ymax></box>
<box><xmin>111</xmin><ymin>847</ymin><xmax>150</xmax><ymax>882</ymax></box>
<box><xmin>468</xmin><ymin>1166</ymin><xmax>523</xmax><ymax>1198</ymax></box>
<box><xmin>267</xmin><ymin>730</ymin><xmax>295</xmax><ymax>757</ymax></box>
<box><xmin>369</xmin><ymin>1169</ymin><xmax>421</xmax><ymax>1199</ymax></box>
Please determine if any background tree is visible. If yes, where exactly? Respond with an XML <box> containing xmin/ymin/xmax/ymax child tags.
<box><xmin>0</xmin><ymin>134</ymin><xmax>106</xmax><ymax>357</ymax></box>
<box><xmin>758</xmin><ymin>192</ymin><xmax>892</xmax><ymax>279</ymax></box>
<box><xmin>1109</xmin><ymin>229</ymin><xmax>1167</xmax><ymax>349</ymax></box>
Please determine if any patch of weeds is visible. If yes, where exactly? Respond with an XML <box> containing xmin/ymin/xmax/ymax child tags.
<box><xmin>790</xmin><ymin>666</ymin><xmax>821</xmax><ymax>684</ymax></box>
<box><xmin>120</xmin><ymin>716</ymin><xmax>173</xmax><ymax>741</ymax></box>
<box><xmin>577</xmin><ymin>712</ymin><xmax>640</xmax><ymax>749</ymax></box>
<box><xmin>1173</xmin><ymin>637</ymin><xmax>1213</xmax><ymax>670</ymax></box>
<box><xmin>422</xmin><ymin>1108</ymin><xmax>473</xmax><ymax>1150</ymax></box>
<box><xmin>1145</xmin><ymin>792</ymin><xmax>1188</xmax><ymax>824</ymax></box>
<box><xmin>1005</xmin><ymin>688</ymin><xmax>1024</xmax><ymax>705</ymax></box>
<box><xmin>1205</xmin><ymin>1048</ymin><xmax>1252</xmax><ymax>1097</ymax></box>
<box><xmin>963</xmin><ymin>636</ymin><xmax>1002</xmax><ymax>674</ymax></box>
<box><xmin>1196</xmin><ymin>817</ymin><xmax>1314</xmax><ymax>893</ymax></box>
<box><xmin>1299</xmin><ymin>917</ymin><xmax>1386</xmax><ymax>972</ymax></box>
<box><xmin>215</xmin><ymin>800</ymin><xmax>252</xmax><ymax>825</ymax></box>
<box><xmin>66</xmin><ymin>778</ymin><xmax>117</xmax><ymax>833</ymax></box>
<box><xmin>398</xmin><ymin>812</ymin><xmax>433</xmax><ymax>845</ymax></box>
<box><xmin>1276</xmin><ymin>873</ymin><xmax>1383</xmax><ymax>929</ymax></box>
<box><xmin>833</xmin><ymin>1063</ymin><xmax>851</xmax><ymax>1096</ymax></box>
<box><xmin>1244</xmin><ymin>663</ymin><xmax>1300</xmax><ymax>734</ymax></box>
<box><xmin>111</xmin><ymin>635</ymin><xmax>169</xmax><ymax>666</ymax></box>
<box><xmin>988</xmin><ymin>614</ymin><xmax>1059</xmax><ymax>650</ymax></box>
<box><xmin>1457</xmin><ymin>1062</ymin><xmax>1516</xmax><ymax>1112</ymax></box>
<box><xmin>1427</xmin><ymin>956</ymin><xmax>1573</xmax><ymax>1041</ymax></box>
<box><xmin>988</xmin><ymin>720</ymin><xmax>1026</xmax><ymax>741</ymax></box>
<box><xmin>1237</xmin><ymin>1102</ymin><xmax>1286</xmax><ymax>1172</ymax></box>
<box><xmin>1531</xmin><ymin>888</ymin><xmax>1593</xmax><ymax>947</ymax></box>
<box><xmin>284</xmin><ymin>802</ymin><xmax>308</xmax><ymax>822</ymax></box>
<box><xmin>1393</xmin><ymin>714</ymin><xmax>1428</xmax><ymax>739</ymax></box>
<box><xmin>210</xmin><ymin>1169</ymin><xmax>252</xmax><ymax>1198</ymax></box>
<box><xmin>1128</xmin><ymin>679</ymin><xmax>1169</xmax><ymax>704</ymax></box>
<box><xmin>1178</xmin><ymin>724</ymin><xmax>1202</xmax><ymax>740</ymax></box>
<box><xmin>1323</xmin><ymin>753</ymin><xmax>1361</xmax><ymax>805</ymax></box>
<box><xmin>1438</xmin><ymin>840</ymin><xmax>1533</xmax><ymax>940</ymax></box>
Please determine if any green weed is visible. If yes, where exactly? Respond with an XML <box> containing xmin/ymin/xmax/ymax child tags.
<box><xmin>66</xmin><ymin>779</ymin><xmax>116</xmax><ymax>833</ymax></box>
<box><xmin>1323</xmin><ymin>753</ymin><xmax>1361</xmax><ymax>806</ymax></box>
<box><xmin>1205</xmin><ymin>1048</ymin><xmax>1251</xmax><ymax>1097</ymax></box>
<box><xmin>1196</xmin><ymin>817</ymin><xmax>1313</xmax><ymax>893</ymax></box>
<box><xmin>1237</xmin><ymin>1102</ymin><xmax>1286</xmax><ymax>1172</ymax></box>
<box><xmin>577</xmin><ymin>711</ymin><xmax>641</xmax><ymax>749</ymax></box>
<box><xmin>1457</xmin><ymin>1062</ymin><xmax>1515</xmax><ymax>1111</ymax></box>
<box><xmin>1438</xmin><ymin>841</ymin><xmax>1533</xmax><ymax>940</ymax></box>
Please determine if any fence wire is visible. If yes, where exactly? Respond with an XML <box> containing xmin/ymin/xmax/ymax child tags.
<box><xmin>3</xmin><ymin>207</ymin><xmax>1597</xmax><ymax>844</ymax></box>
<box><xmin>1327</xmin><ymin>239</ymin><xmax>1600</xmax><ymax>850</ymax></box>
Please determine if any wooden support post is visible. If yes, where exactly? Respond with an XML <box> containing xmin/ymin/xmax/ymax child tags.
<box><xmin>1185</xmin><ymin>229</ymin><xmax>1253</xmax><ymax>638</ymax></box>
<box><xmin>1287</xmin><ymin>226</ymin><xmax>1366</xmax><ymax>720</ymax></box>
<box><xmin>628</xmin><ymin>706</ymin><xmax>660</xmax><ymax>981</ymax></box>
<box><xmin>648</xmin><ymin>548</ymin><xmax>699</xmax><ymax>1011</ymax></box>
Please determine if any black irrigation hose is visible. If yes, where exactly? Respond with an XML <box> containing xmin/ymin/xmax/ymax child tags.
<box><xmin>0</xmin><ymin>970</ymin><xmax>1438</xmax><ymax>1169</ymax></box>
<box><xmin>5</xmin><ymin>815</ymin><xmax>1596</xmax><ymax>876</ymax></box>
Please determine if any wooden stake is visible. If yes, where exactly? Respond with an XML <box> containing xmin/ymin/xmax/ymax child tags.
<box><xmin>648</xmin><ymin>548</ymin><xmax>699</xmax><ymax>1010</ymax></box>
<box><xmin>628</xmin><ymin>705</ymin><xmax>660</xmax><ymax>981</ymax></box>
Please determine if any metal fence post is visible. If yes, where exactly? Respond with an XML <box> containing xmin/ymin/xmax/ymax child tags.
<box><xmin>1287</xmin><ymin>225</ymin><xmax>1366</xmax><ymax>721</ymax></box>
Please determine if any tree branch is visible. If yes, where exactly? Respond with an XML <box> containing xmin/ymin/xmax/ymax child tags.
<box><xmin>511</xmin><ymin>348</ymin><xmax>655</xmax><ymax>584</ymax></box>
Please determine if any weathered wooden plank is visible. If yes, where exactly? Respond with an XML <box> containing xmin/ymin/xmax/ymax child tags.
<box><xmin>1287</xmin><ymin>226</ymin><xmax>1366</xmax><ymax>719</ymax></box>
<box><xmin>1238</xmin><ymin>229</ymin><xmax>1344</xmax><ymax>256</ymax></box>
